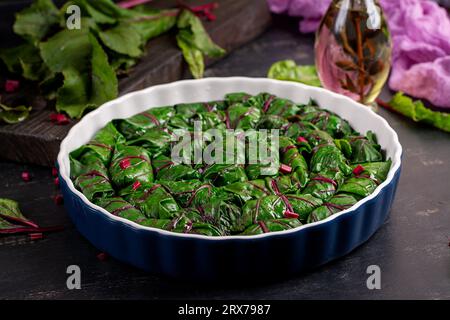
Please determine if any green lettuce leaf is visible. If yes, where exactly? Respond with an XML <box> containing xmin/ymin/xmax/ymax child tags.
<box><xmin>268</xmin><ymin>60</ymin><xmax>321</xmax><ymax>87</ymax></box>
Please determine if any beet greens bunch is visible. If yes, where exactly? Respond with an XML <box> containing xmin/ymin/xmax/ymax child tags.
<box><xmin>0</xmin><ymin>0</ymin><xmax>224</xmax><ymax>119</ymax></box>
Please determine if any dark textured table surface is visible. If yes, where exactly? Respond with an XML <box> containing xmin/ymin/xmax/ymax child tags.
<box><xmin>1</xmin><ymin>17</ymin><xmax>449</xmax><ymax>300</ymax></box>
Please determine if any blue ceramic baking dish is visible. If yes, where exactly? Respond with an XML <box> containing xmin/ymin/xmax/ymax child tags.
<box><xmin>58</xmin><ymin>78</ymin><xmax>402</xmax><ymax>280</ymax></box>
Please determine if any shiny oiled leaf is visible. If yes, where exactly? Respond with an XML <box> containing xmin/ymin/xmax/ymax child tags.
<box><xmin>0</xmin><ymin>43</ymin><xmax>50</xmax><ymax>81</ymax></box>
<box><xmin>129</xmin><ymin>9</ymin><xmax>178</xmax><ymax>42</ymax></box>
<box><xmin>40</xmin><ymin>27</ymin><xmax>92</xmax><ymax>73</ymax></box>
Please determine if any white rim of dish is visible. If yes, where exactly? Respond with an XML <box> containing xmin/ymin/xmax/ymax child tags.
<box><xmin>58</xmin><ymin>77</ymin><xmax>402</xmax><ymax>241</ymax></box>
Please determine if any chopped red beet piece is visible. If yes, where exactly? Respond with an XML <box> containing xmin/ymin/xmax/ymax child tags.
<box><xmin>353</xmin><ymin>164</ymin><xmax>365</xmax><ymax>175</ymax></box>
<box><xmin>54</xmin><ymin>194</ymin><xmax>64</xmax><ymax>205</ymax></box>
<box><xmin>119</xmin><ymin>159</ymin><xmax>131</xmax><ymax>169</ymax></box>
<box><xmin>132</xmin><ymin>181</ymin><xmax>141</xmax><ymax>191</ymax></box>
<box><xmin>5</xmin><ymin>80</ymin><xmax>20</xmax><ymax>93</ymax></box>
<box><xmin>21</xmin><ymin>171</ymin><xmax>31</xmax><ymax>182</ymax></box>
<box><xmin>49</xmin><ymin>113</ymin><xmax>70</xmax><ymax>125</ymax></box>
<box><xmin>29</xmin><ymin>233</ymin><xmax>43</xmax><ymax>241</ymax></box>
<box><xmin>97</xmin><ymin>252</ymin><xmax>108</xmax><ymax>261</ymax></box>
<box><xmin>54</xmin><ymin>177</ymin><xmax>60</xmax><ymax>187</ymax></box>
<box><xmin>52</xmin><ymin>167</ymin><xmax>58</xmax><ymax>177</ymax></box>
<box><xmin>280</xmin><ymin>164</ymin><xmax>292</xmax><ymax>174</ymax></box>
<box><xmin>297</xmin><ymin>136</ymin><xmax>308</xmax><ymax>144</ymax></box>
<box><xmin>284</xmin><ymin>210</ymin><xmax>299</xmax><ymax>219</ymax></box>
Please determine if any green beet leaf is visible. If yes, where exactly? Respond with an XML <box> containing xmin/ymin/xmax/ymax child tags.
<box><xmin>0</xmin><ymin>198</ymin><xmax>38</xmax><ymax>229</ymax></box>
<box><xmin>95</xmin><ymin>197</ymin><xmax>144</xmax><ymax>220</ymax></box>
<box><xmin>0</xmin><ymin>103</ymin><xmax>32</xmax><ymax>125</ymax></box>
<box><xmin>0</xmin><ymin>43</ymin><xmax>50</xmax><ymax>81</ymax></box>
<box><xmin>307</xmin><ymin>193</ymin><xmax>358</xmax><ymax>223</ymax></box>
<box><xmin>223</xmin><ymin>179</ymin><xmax>271</xmax><ymax>203</ymax></box>
<box><xmin>383</xmin><ymin>92</ymin><xmax>450</xmax><ymax>133</ymax></box>
<box><xmin>177</xmin><ymin>35</ymin><xmax>204</xmax><ymax>79</ymax></box>
<box><xmin>152</xmin><ymin>155</ymin><xmax>200</xmax><ymax>181</ymax></box>
<box><xmin>40</xmin><ymin>29</ymin><xmax>118</xmax><ymax>118</ymax></box>
<box><xmin>72</xmin><ymin>0</ymin><xmax>135</xmax><ymax>25</ymax></box>
<box><xmin>176</xmin><ymin>10</ymin><xmax>225</xmax><ymax>78</ymax></box>
<box><xmin>98</xmin><ymin>9</ymin><xmax>177</xmax><ymax>58</ymax></box>
<box><xmin>124</xmin><ymin>183</ymin><xmax>180</xmax><ymax>219</ymax></box>
<box><xmin>99</xmin><ymin>23</ymin><xmax>144</xmax><ymax>57</ymax></box>
<box><xmin>116</xmin><ymin>106</ymin><xmax>175</xmax><ymax>139</ymax></box>
<box><xmin>70</xmin><ymin>122</ymin><xmax>125</xmax><ymax>165</ymax></box>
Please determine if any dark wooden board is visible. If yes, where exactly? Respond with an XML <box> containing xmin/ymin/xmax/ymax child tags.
<box><xmin>0</xmin><ymin>0</ymin><xmax>271</xmax><ymax>167</ymax></box>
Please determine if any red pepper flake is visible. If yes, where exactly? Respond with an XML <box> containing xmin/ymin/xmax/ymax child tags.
<box><xmin>53</xmin><ymin>194</ymin><xmax>64</xmax><ymax>205</ymax></box>
<box><xmin>29</xmin><ymin>233</ymin><xmax>43</xmax><ymax>241</ymax></box>
<box><xmin>50</xmin><ymin>113</ymin><xmax>70</xmax><ymax>125</ymax></box>
<box><xmin>96</xmin><ymin>252</ymin><xmax>108</xmax><ymax>261</ymax></box>
<box><xmin>284</xmin><ymin>210</ymin><xmax>299</xmax><ymax>219</ymax></box>
<box><xmin>297</xmin><ymin>136</ymin><xmax>308</xmax><ymax>144</ymax></box>
<box><xmin>54</xmin><ymin>177</ymin><xmax>60</xmax><ymax>187</ymax></box>
<box><xmin>280</xmin><ymin>164</ymin><xmax>292</xmax><ymax>174</ymax></box>
<box><xmin>353</xmin><ymin>164</ymin><xmax>365</xmax><ymax>176</ymax></box>
<box><xmin>5</xmin><ymin>80</ymin><xmax>20</xmax><ymax>93</ymax></box>
<box><xmin>21</xmin><ymin>171</ymin><xmax>31</xmax><ymax>182</ymax></box>
<box><xmin>132</xmin><ymin>180</ymin><xmax>141</xmax><ymax>191</ymax></box>
<box><xmin>52</xmin><ymin>167</ymin><xmax>58</xmax><ymax>177</ymax></box>
<box><xmin>119</xmin><ymin>159</ymin><xmax>131</xmax><ymax>170</ymax></box>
